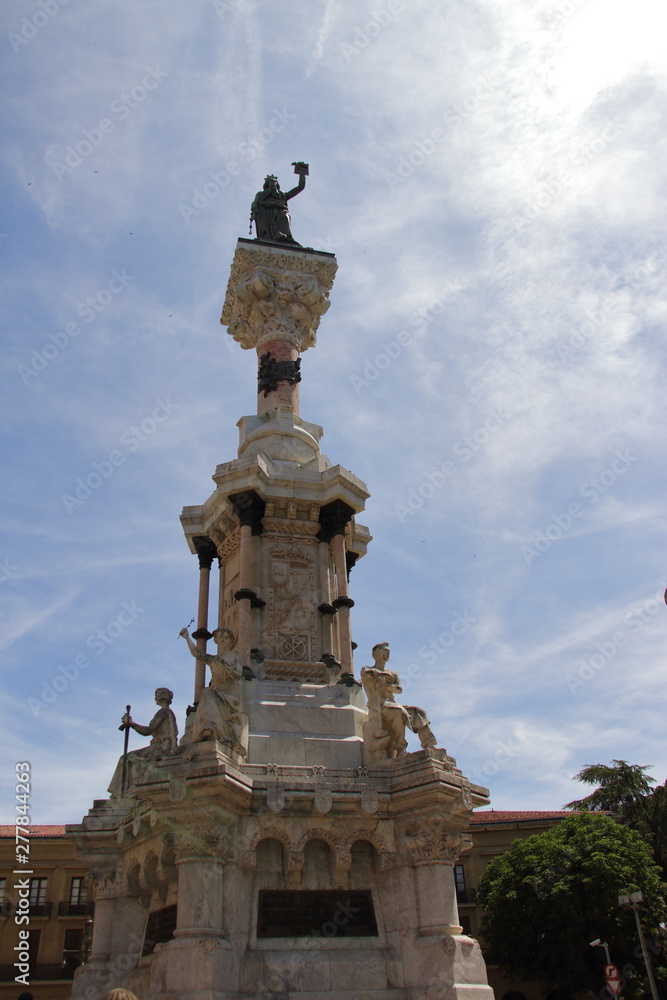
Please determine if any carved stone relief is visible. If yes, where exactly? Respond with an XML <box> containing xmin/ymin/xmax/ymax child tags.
<box><xmin>222</xmin><ymin>254</ymin><xmax>337</xmax><ymax>353</ymax></box>
<box><xmin>402</xmin><ymin>819</ymin><xmax>466</xmax><ymax>865</ymax></box>
<box><xmin>265</xmin><ymin>544</ymin><xmax>317</xmax><ymax>661</ymax></box>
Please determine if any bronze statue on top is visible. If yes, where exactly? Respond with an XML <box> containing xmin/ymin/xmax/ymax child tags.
<box><xmin>250</xmin><ymin>162</ymin><xmax>308</xmax><ymax>245</ymax></box>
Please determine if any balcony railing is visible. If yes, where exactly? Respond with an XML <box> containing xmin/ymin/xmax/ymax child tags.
<box><xmin>456</xmin><ymin>888</ymin><xmax>477</xmax><ymax>905</ymax></box>
<box><xmin>28</xmin><ymin>901</ymin><xmax>52</xmax><ymax>917</ymax></box>
<box><xmin>0</xmin><ymin>962</ymin><xmax>72</xmax><ymax>982</ymax></box>
<box><xmin>58</xmin><ymin>900</ymin><xmax>94</xmax><ymax>916</ymax></box>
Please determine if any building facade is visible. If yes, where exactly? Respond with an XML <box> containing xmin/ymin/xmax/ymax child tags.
<box><xmin>0</xmin><ymin>826</ymin><xmax>94</xmax><ymax>1000</ymax></box>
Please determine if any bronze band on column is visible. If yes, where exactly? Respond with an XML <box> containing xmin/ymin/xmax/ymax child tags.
<box><xmin>257</xmin><ymin>343</ymin><xmax>301</xmax><ymax>415</ymax></box>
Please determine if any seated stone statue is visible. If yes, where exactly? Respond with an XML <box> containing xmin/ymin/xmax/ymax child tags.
<box><xmin>108</xmin><ymin>688</ymin><xmax>178</xmax><ymax>797</ymax></box>
<box><xmin>361</xmin><ymin>643</ymin><xmax>437</xmax><ymax>763</ymax></box>
<box><xmin>180</xmin><ymin>626</ymin><xmax>247</xmax><ymax>757</ymax></box>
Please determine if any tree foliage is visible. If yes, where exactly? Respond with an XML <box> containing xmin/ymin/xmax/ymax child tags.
<box><xmin>565</xmin><ymin>759</ymin><xmax>667</xmax><ymax>879</ymax></box>
<box><xmin>476</xmin><ymin>812</ymin><xmax>666</xmax><ymax>999</ymax></box>
<box><xmin>565</xmin><ymin>759</ymin><xmax>655</xmax><ymax>815</ymax></box>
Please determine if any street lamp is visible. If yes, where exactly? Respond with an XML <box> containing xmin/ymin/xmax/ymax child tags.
<box><xmin>618</xmin><ymin>891</ymin><xmax>660</xmax><ymax>1000</ymax></box>
<box><xmin>590</xmin><ymin>939</ymin><xmax>612</xmax><ymax>965</ymax></box>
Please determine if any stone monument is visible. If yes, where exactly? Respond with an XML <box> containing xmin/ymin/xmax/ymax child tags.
<box><xmin>68</xmin><ymin>165</ymin><xmax>494</xmax><ymax>1000</ymax></box>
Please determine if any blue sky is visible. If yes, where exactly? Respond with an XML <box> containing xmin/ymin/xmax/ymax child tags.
<box><xmin>1</xmin><ymin>0</ymin><xmax>666</xmax><ymax>823</ymax></box>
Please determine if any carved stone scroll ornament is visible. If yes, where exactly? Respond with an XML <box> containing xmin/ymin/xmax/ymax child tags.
<box><xmin>227</xmin><ymin>266</ymin><xmax>331</xmax><ymax>352</ymax></box>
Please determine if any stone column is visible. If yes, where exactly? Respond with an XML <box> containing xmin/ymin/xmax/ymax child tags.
<box><xmin>317</xmin><ymin>537</ymin><xmax>335</xmax><ymax>656</ymax></box>
<box><xmin>230</xmin><ymin>491</ymin><xmax>265</xmax><ymax>669</ymax></box>
<box><xmin>319</xmin><ymin>500</ymin><xmax>355</xmax><ymax>676</ymax></box>
<box><xmin>192</xmin><ymin>536</ymin><xmax>217</xmax><ymax>702</ymax></box>
<box><xmin>86</xmin><ymin>894</ymin><xmax>115</xmax><ymax>966</ymax></box>
<box><xmin>174</xmin><ymin>855</ymin><xmax>226</xmax><ymax>940</ymax></box>
<box><xmin>220</xmin><ymin>242</ymin><xmax>337</xmax><ymax>418</ymax></box>
<box><xmin>414</xmin><ymin>862</ymin><xmax>462</xmax><ymax>936</ymax></box>
<box><xmin>405</xmin><ymin>825</ymin><xmax>466</xmax><ymax>936</ymax></box>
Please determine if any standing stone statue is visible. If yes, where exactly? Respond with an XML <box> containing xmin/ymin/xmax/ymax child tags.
<box><xmin>108</xmin><ymin>688</ymin><xmax>178</xmax><ymax>797</ymax></box>
<box><xmin>250</xmin><ymin>162</ymin><xmax>308</xmax><ymax>244</ymax></box>
<box><xmin>361</xmin><ymin>642</ymin><xmax>437</xmax><ymax>762</ymax></box>
<box><xmin>180</xmin><ymin>626</ymin><xmax>247</xmax><ymax>756</ymax></box>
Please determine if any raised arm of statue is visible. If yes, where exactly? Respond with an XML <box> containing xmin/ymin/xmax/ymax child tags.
<box><xmin>179</xmin><ymin>627</ymin><xmax>206</xmax><ymax>662</ymax></box>
<box><xmin>284</xmin><ymin>162</ymin><xmax>308</xmax><ymax>200</ymax></box>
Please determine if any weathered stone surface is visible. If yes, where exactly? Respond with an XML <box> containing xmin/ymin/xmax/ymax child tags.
<box><xmin>70</xmin><ymin>240</ymin><xmax>494</xmax><ymax>1000</ymax></box>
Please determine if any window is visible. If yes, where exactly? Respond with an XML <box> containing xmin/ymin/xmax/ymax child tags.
<box><xmin>29</xmin><ymin>878</ymin><xmax>47</xmax><ymax>906</ymax></box>
<box><xmin>454</xmin><ymin>864</ymin><xmax>468</xmax><ymax>904</ymax></box>
<box><xmin>29</xmin><ymin>878</ymin><xmax>50</xmax><ymax>915</ymax></box>
<box><xmin>62</xmin><ymin>928</ymin><xmax>84</xmax><ymax>978</ymax></box>
<box><xmin>69</xmin><ymin>877</ymin><xmax>88</xmax><ymax>907</ymax></box>
<box><xmin>0</xmin><ymin>878</ymin><xmax>9</xmax><ymax>918</ymax></box>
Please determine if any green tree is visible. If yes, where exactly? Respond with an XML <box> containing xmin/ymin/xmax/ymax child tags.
<box><xmin>565</xmin><ymin>760</ymin><xmax>667</xmax><ymax>879</ymax></box>
<box><xmin>476</xmin><ymin>812</ymin><xmax>666</xmax><ymax>999</ymax></box>
<box><xmin>565</xmin><ymin>759</ymin><xmax>655</xmax><ymax>818</ymax></box>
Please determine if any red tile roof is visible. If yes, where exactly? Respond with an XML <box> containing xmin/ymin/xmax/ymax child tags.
<box><xmin>0</xmin><ymin>825</ymin><xmax>66</xmax><ymax>838</ymax></box>
<box><xmin>470</xmin><ymin>810</ymin><xmax>571</xmax><ymax>825</ymax></box>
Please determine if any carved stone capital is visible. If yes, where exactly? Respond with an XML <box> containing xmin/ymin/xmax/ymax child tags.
<box><xmin>173</xmin><ymin>823</ymin><xmax>237</xmax><ymax>864</ymax></box>
<box><xmin>318</xmin><ymin>499</ymin><xmax>355</xmax><ymax>542</ymax></box>
<box><xmin>229</xmin><ymin>490</ymin><xmax>265</xmax><ymax>534</ymax></box>
<box><xmin>87</xmin><ymin>863</ymin><xmax>120</xmax><ymax>897</ymax></box>
<box><xmin>193</xmin><ymin>535</ymin><xmax>217</xmax><ymax>570</ymax></box>
<box><xmin>223</xmin><ymin>260</ymin><xmax>334</xmax><ymax>353</ymax></box>
<box><xmin>403</xmin><ymin>820</ymin><xmax>467</xmax><ymax>865</ymax></box>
